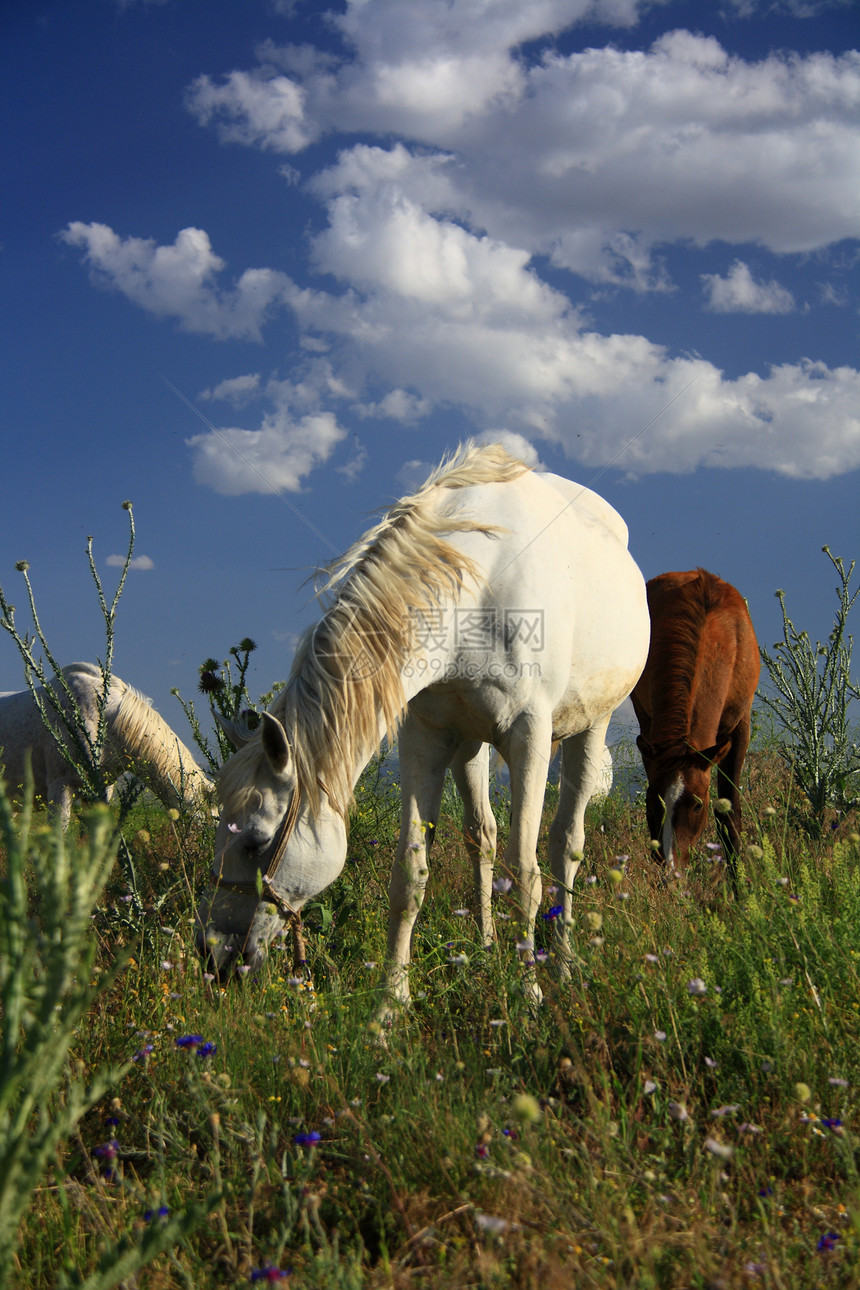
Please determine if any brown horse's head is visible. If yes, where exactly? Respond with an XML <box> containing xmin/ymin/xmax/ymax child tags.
<box><xmin>637</xmin><ymin>737</ymin><xmax>730</xmax><ymax>870</ymax></box>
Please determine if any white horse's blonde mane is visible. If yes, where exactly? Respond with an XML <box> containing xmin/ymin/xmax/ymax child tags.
<box><xmin>110</xmin><ymin>682</ymin><xmax>211</xmax><ymax>807</ymax></box>
<box><xmin>219</xmin><ymin>442</ymin><xmax>531</xmax><ymax>820</ymax></box>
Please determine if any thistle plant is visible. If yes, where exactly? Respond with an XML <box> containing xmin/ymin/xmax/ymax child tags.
<box><xmin>0</xmin><ymin>503</ymin><xmax>147</xmax><ymax>904</ymax></box>
<box><xmin>173</xmin><ymin>638</ymin><xmax>284</xmax><ymax>773</ymax></box>
<box><xmin>0</xmin><ymin>502</ymin><xmax>137</xmax><ymax>817</ymax></box>
<box><xmin>758</xmin><ymin>547</ymin><xmax>859</xmax><ymax>832</ymax></box>
<box><xmin>0</xmin><ymin>773</ymin><xmax>216</xmax><ymax>1287</ymax></box>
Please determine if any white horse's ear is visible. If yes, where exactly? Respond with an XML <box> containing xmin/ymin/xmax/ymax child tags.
<box><xmin>214</xmin><ymin>710</ymin><xmax>259</xmax><ymax>749</ymax></box>
<box><xmin>261</xmin><ymin>712</ymin><xmax>292</xmax><ymax>777</ymax></box>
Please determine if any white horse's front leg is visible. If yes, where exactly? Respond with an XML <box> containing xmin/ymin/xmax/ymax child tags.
<box><xmin>548</xmin><ymin>719</ymin><xmax>611</xmax><ymax>977</ymax></box>
<box><xmin>501</xmin><ymin>715</ymin><xmax>554</xmax><ymax>1012</ymax></box>
<box><xmin>450</xmin><ymin>741</ymin><xmax>497</xmax><ymax>947</ymax></box>
<box><xmin>380</xmin><ymin>720</ymin><xmax>452</xmax><ymax>1024</ymax></box>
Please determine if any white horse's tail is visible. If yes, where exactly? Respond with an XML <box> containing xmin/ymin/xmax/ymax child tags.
<box><xmin>109</xmin><ymin>682</ymin><xmax>213</xmax><ymax>811</ymax></box>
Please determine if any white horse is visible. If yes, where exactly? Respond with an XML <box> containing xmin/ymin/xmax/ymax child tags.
<box><xmin>197</xmin><ymin>443</ymin><xmax>649</xmax><ymax>1015</ymax></box>
<box><xmin>0</xmin><ymin>662</ymin><xmax>212</xmax><ymax>825</ymax></box>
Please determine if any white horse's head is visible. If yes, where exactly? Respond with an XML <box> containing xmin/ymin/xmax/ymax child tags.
<box><xmin>196</xmin><ymin>712</ymin><xmax>347</xmax><ymax>974</ymax></box>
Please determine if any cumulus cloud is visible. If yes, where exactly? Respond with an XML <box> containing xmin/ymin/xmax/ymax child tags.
<box><xmin>188</xmin><ymin>406</ymin><xmax>346</xmax><ymax>495</ymax></box>
<box><xmin>60</xmin><ymin>223</ymin><xmax>293</xmax><ymax>339</ymax></box>
<box><xmin>702</xmin><ymin>261</ymin><xmax>796</xmax><ymax>313</ymax></box>
<box><xmin>199</xmin><ymin>373</ymin><xmax>262</xmax><ymax>404</ymax></box>
<box><xmin>191</xmin><ymin>12</ymin><xmax>860</xmax><ymax>284</ymax></box>
<box><xmin>66</xmin><ymin>3</ymin><xmax>860</xmax><ymax>487</ymax></box>
<box><xmin>106</xmin><ymin>554</ymin><xmax>155</xmax><ymax>570</ymax></box>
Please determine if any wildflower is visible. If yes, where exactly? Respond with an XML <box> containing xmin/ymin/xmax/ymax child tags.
<box><xmin>821</xmin><ymin>1118</ymin><xmax>844</xmax><ymax>1134</ymax></box>
<box><xmin>197</xmin><ymin>1042</ymin><xmax>217</xmax><ymax>1059</ymax></box>
<box><xmin>643</xmin><ymin>1080</ymin><xmax>657</xmax><ymax>1094</ymax></box>
<box><xmin>535</xmin><ymin>948</ymin><xmax>550</xmax><ymax>963</ymax></box>
<box><xmin>175</xmin><ymin>1035</ymin><xmax>203</xmax><ymax>1049</ymax></box>
<box><xmin>687</xmin><ymin>978</ymin><xmax>707</xmax><ymax>996</ymax></box>
<box><xmin>133</xmin><ymin>1044</ymin><xmax>154</xmax><ymax>1062</ymax></box>
<box><xmin>375</xmin><ymin>1072</ymin><xmax>391</xmax><ymax>1083</ymax></box>
<box><xmin>608</xmin><ymin>868</ymin><xmax>624</xmax><ymax>886</ymax></box>
<box><xmin>654</xmin><ymin>1030</ymin><xmax>667</xmax><ymax>1042</ymax></box>
<box><xmin>710</xmin><ymin>1105</ymin><xmax>740</xmax><ymax>1118</ymax></box>
<box><xmin>227</xmin><ymin>822</ymin><xmax>242</xmax><ymax>834</ymax></box>
<box><xmin>516</xmin><ymin>937</ymin><xmax>534</xmax><ymax>953</ymax></box>
<box><xmin>250</xmin><ymin>1265</ymin><xmax>291</xmax><ymax>1282</ymax></box>
<box><xmin>746</xmin><ymin>844</ymin><xmax>764</xmax><ymax>860</ymax></box>
<box><xmin>489</xmin><ymin>1019</ymin><xmax>506</xmax><ymax>1027</ymax></box>
<box><xmin>704</xmin><ymin>1137</ymin><xmax>734</xmax><ymax>1160</ymax></box>
<box><xmin>667</xmin><ymin>1101</ymin><xmax>688</xmax><ymax>1122</ymax></box>
<box><xmin>144</xmin><ymin>1206</ymin><xmax>170</xmax><ymax>1221</ymax></box>
<box><xmin>511</xmin><ymin>1094</ymin><xmax>542</xmax><ymax>1125</ymax></box>
<box><xmin>167</xmin><ymin>808</ymin><xmax>180</xmax><ymax>822</ymax></box>
<box><xmin>293</xmin><ymin>1131</ymin><xmax>321</xmax><ymax>1147</ymax></box>
<box><xmin>453</xmin><ymin>908</ymin><xmax>469</xmax><ymax>916</ymax></box>
<box><xmin>237</xmin><ymin>964</ymin><xmax>252</xmax><ymax>976</ymax></box>
<box><xmin>705</xmin><ymin>1056</ymin><xmax>718</xmax><ymax>1069</ymax></box>
<box><xmin>94</xmin><ymin>1140</ymin><xmax>119</xmax><ymax>1161</ymax></box>
<box><xmin>541</xmin><ymin>905</ymin><xmax>563</xmax><ymax>921</ymax></box>
<box><xmin>828</xmin><ymin>1077</ymin><xmax>849</xmax><ymax>1087</ymax></box>
<box><xmin>448</xmin><ymin>952</ymin><xmax>469</xmax><ymax>966</ymax></box>
<box><xmin>817</xmin><ymin>1232</ymin><xmax>840</xmax><ymax>1252</ymax></box>
<box><xmin>794</xmin><ymin>1082</ymin><xmax>812</xmax><ymax>1103</ymax></box>
<box><xmin>644</xmin><ymin>953</ymin><xmax>659</xmax><ymax>963</ymax></box>
<box><xmin>476</xmin><ymin>1212</ymin><xmax>515</xmax><ymax>1234</ymax></box>
<box><xmin>493</xmin><ymin>877</ymin><xmax>513</xmax><ymax>894</ymax></box>
<box><xmin>714</xmin><ymin>798</ymin><xmax>732</xmax><ymax>815</ymax></box>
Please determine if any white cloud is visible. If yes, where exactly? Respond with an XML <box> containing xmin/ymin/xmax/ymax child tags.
<box><xmin>192</xmin><ymin>14</ymin><xmax>860</xmax><ymax>285</ymax></box>
<box><xmin>289</xmin><ymin>179</ymin><xmax>860</xmax><ymax>479</ymax></box>
<box><xmin>186</xmin><ymin>70</ymin><xmax>314</xmax><ymax>154</ymax></box>
<box><xmin>106</xmin><ymin>554</ymin><xmax>155</xmax><ymax>570</ymax></box>
<box><xmin>199</xmin><ymin>373</ymin><xmax>262</xmax><ymax>404</ymax></box>
<box><xmin>60</xmin><ymin>223</ymin><xmax>293</xmax><ymax>340</ymax></box>
<box><xmin>474</xmin><ymin>430</ymin><xmax>542</xmax><ymax>467</ymax></box>
<box><xmin>188</xmin><ymin>407</ymin><xmax>346</xmax><ymax>495</ymax></box>
<box><xmin>702</xmin><ymin>261</ymin><xmax>796</xmax><ymax>313</ymax></box>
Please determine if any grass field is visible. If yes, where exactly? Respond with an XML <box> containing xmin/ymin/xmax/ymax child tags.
<box><xmin>6</xmin><ymin>740</ymin><xmax>860</xmax><ymax>1289</ymax></box>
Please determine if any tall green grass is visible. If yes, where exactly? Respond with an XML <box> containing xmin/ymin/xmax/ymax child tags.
<box><xmin>5</xmin><ymin>746</ymin><xmax>860</xmax><ymax>1288</ymax></box>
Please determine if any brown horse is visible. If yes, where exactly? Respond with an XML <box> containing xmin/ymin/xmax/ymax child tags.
<box><xmin>631</xmin><ymin>569</ymin><xmax>760</xmax><ymax>885</ymax></box>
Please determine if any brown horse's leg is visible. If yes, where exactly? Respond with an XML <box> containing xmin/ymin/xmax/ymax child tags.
<box><xmin>715</xmin><ymin>715</ymin><xmax>752</xmax><ymax>892</ymax></box>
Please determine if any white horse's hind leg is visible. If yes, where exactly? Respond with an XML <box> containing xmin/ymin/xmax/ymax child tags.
<box><xmin>381</xmin><ymin>717</ymin><xmax>453</xmax><ymax>1022</ymax></box>
<box><xmin>450</xmin><ymin>741</ymin><xmax>497</xmax><ymax>947</ymax></box>
<box><xmin>499</xmin><ymin>714</ymin><xmax>554</xmax><ymax>1011</ymax></box>
<box><xmin>548</xmin><ymin>718</ymin><xmax>611</xmax><ymax>977</ymax></box>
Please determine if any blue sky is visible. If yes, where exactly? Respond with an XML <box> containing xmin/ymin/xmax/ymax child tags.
<box><xmin>2</xmin><ymin>0</ymin><xmax>858</xmax><ymax>745</ymax></box>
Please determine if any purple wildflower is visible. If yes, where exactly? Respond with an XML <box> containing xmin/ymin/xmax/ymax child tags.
<box><xmin>293</xmin><ymin>1131</ymin><xmax>321</xmax><ymax>1147</ymax></box>
<box><xmin>250</xmin><ymin>1265</ymin><xmax>291</xmax><ymax>1282</ymax></box>
<box><xmin>817</xmin><ymin>1232</ymin><xmax>840</xmax><ymax>1252</ymax></box>
<box><xmin>94</xmin><ymin>1140</ymin><xmax>119</xmax><ymax>1161</ymax></box>
<box><xmin>144</xmin><ymin>1206</ymin><xmax>170</xmax><ymax>1221</ymax></box>
<box><xmin>541</xmin><ymin>904</ymin><xmax>564</xmax><ymax>921</ymax></box>
<box><xmin>175</xmin><ymin>1034</ymin><xmax>204</xmax><ymax>1049</ymax></box>
<box><xmin>133</xmin><ymin>1044</ymin><xmax>154</xmax><ymax>1062</ymax></box>
<box><xmin>196</xmin><ymin>1042</ymin><xmax>218</xmax><ymax>1059</ymax></box>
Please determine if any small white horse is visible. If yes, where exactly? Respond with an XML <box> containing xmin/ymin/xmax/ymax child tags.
<box><xmin>0</xmin><ymin>662</ymin><xmax>212</xmax><ymax>825</ymax></box>
<box><xmin>198</xmin><ymin>443</ymin><xmax>649</xmax><ymax>1015</ymax></box>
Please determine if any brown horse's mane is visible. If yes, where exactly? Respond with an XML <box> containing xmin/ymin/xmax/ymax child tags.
<box><xmin>643</xmin><ymin>569</ymin><xmax>732</xmax><ymax>773</ymax></box>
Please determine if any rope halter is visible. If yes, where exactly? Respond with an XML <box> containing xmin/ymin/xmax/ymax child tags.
<box><xmin>208</xmin><ymin>786</ymin><xmax>310</xmax><ymax>978</ymax></box>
